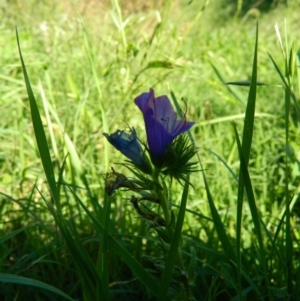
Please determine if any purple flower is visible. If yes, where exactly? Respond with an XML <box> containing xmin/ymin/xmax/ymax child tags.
<box><xmin>103</xmin><ymin>128</ymin><xmax>147</xmax><ymax>167</ymax></box>
<box><xmin>134</xmin><ymin>88</ymin><xmax>194</xmax><ymax>160</ymax></box>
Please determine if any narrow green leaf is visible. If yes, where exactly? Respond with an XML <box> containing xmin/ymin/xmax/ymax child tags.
<box><xmin>267</xmin><ymin>51</ymin><xmax>300</xmax><ymax>121</ymax></box>
<box><xmin>236</xmin><ymin>23</ymin><xmax>258</xmax><ymax>299</ymax></box>
<box><xmin>226</xmin><ymin>80</ymin><xmax>265</xmax><ymax>86</ymax></box>
<box><xmin>284</xmin><ymin>44</ymin><xmax>293</xmax><ymax>295</ymax></box>
<box><xmin>241</xmin><ymin>24</ymin><xmax>258</xmax><ymax>163</ymax></box>
<box><xmin>204</xmin><ymin>148</ymin><xmax>239</xmax><ymax>183</ymax></box>
<box><xmin>16</xmin><ymin>29</ymin><xmax>59</xmax><ymax>203</ymax></box>
<box><xmin>146</xmin><ymin>60</ymin><xmax>173</xmax><ymax>69</ymax></box>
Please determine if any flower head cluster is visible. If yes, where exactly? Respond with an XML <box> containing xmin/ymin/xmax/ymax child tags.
<box><xmin>103</xmin><ymin>88</ymin><xmax>195</xmax><ymax>174</ymax></box>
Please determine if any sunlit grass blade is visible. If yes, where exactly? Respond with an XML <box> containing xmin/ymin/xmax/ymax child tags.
<box><xmin>209</xmin><ymin>61</ymin><xmax>246</xmax><ymax>104</ymax></box>
<box><xmin>16</xmin><ymin>28</ymin><xmax>59</xmax><ymax>203</ymax></box>
<box><xmin>233</xmin><ymin>124</ymin><xmax>271</xmax><ymax>299</ymax></box>
<box><xmin>235</xmin><ymin>23</ymin><xmax>258</xmax><ymax>298</ymax></box>
<box><xmin>204</xmin><ymin>148</ymin><xmax>239</xmax><ymax>183</ymax></box>
<box><xmin>0</xmin><ymin>273</ymin><xmax>76</xmax><ymax>301</ymax></box>
<box><xmin>241</xmin><ymin>23</ymin><xmax>258</xmax><ymax>168</ymax></box>
<box><xmin>284</xmin><ymin>84</ymin><xmax>293</xmax><ymax>295</ymax></box>
<box><xmin>157</xmin><ymin>178</ymin><xmax>189</xmax><ymax>301</ymax></box>
<box><xmin>284</xmin><ymin>39</ymin><xmax>294</xmax><ymax>295</ymax></box>
<box><xmin>267</xmin><ymin>52</ymin><xmax>300</xmax><ymax>121</ymax></box>
<box><xmin>39</xmin><ymin>85</ymin><xmax>83</xmax><ymax>176</ymax></box>
<box><xmin>197</xmin><ymin>112</ymin><xmax>275</xmax><ymax>126</ymax></box>
<box><xmin>38</xmin><ymin>82</ymin><xmax>59</xmax><ymax>159</ymax></box>
<box><xmin>81</xmin><ymin>20</ymin><xmax>109</xmax><ymax>171</ymax></box>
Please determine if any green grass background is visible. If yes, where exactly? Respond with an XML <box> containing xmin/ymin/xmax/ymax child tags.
<box><xmin>1</xmin><ymin>0</ymin><xmax>300</xmax><ymax>300</ymax></box>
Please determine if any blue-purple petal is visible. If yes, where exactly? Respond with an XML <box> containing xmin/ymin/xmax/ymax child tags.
<box><xmin>143</xmin><ymin>114</ymin><xmax>174</xmax><ymax>158</ymax></box>
<box><xmin>135</xmin><ymin>88</ymin><xmax>194</xmax><ymax>160</ymax></box>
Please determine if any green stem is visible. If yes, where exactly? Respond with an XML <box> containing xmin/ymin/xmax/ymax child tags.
<box><xmin>152</xmin><ymin>167</ymin><xmax>171</xmax><ymax>225</ymax></box>
<box><xmin>152</xmin><ymin>168</ymin><xmax>184</xmax><ymax>270</ymax></box>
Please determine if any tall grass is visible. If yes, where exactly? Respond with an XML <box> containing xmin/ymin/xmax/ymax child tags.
<box><xmin>1</xmin><ymin>0</ymin><xmax>300</xmax><ymax>300</ymax></box>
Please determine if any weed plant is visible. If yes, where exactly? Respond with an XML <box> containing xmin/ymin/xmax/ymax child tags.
<box><xmin>0</xmin><ymin>0</ymin><xmax>300</xmax><ymax>300</ymax></box>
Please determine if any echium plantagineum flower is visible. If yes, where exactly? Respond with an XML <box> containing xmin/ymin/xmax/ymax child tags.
<box><xmin>103</xmin><ymin>128</ymin><xmax>151</xmax><ymax>173</ymax></box>
<box><xmin>134</xmin><ymin>88</ymin><xmax>194</xmax><ymax>161</ymax></box>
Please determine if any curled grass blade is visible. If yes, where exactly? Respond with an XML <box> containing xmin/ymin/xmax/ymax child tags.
<box><xmin>0</xmin><ymin>225</ymin><xmax>32</xmax><ymax>244</ymax></box>
<box><xmin>0</xmin><ymin>273</ymin><xmax>76</xmax><ymax>301</ymax></box>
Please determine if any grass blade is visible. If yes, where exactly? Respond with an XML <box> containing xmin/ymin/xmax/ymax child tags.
<box><xmin>0</xmin><ymin>226</ymin><xmax>31</xmax><ymax>244</ymax></box>
<box><xmin>233</xmin><ymin>124</ymin><xmax>271</xmax><ymax>300</ymax></box>
<box><xmin>235</xmin><ymin>23</ymin><xmax>258</xmax><ymax>298</ymax></box>
<box><xmin>16</xmin><ymin>29</ymin><xmax>59</xmax><ymax>203</ymax></box>
<box><xmin>0</xmin><ymin>273</ymin><xmax>75</xmax><ymax>301</ymax></box>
